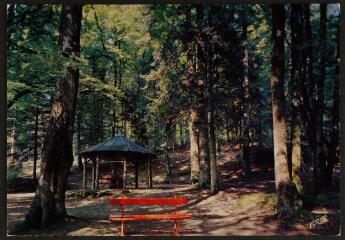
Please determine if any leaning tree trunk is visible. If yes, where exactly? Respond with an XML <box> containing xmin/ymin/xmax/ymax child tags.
<box><xmin>270</xmin><ymin>4</ymin><xmax>298</xmax><ymax>219</ymax></box>
<box><xmin>25</xmin><ymin>5</ymin><xmax>82</xmax><ymax>228</ymax></box>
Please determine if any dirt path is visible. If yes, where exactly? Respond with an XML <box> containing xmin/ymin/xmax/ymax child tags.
<box><xmin>7</xmin><ymin>144</ymin><xmax>339</xmax><ymax>236</ymax></box>
<box><xmin>7</xmin><ymin>185</ymin><xmax>312</xmax><ymax>236</ymax></box>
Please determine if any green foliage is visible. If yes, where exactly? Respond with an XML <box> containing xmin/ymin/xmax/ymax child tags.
<box><xmin>7</xmin><ymin>4</ymin><xmax>340</xmax><ymax>191</ymax></box>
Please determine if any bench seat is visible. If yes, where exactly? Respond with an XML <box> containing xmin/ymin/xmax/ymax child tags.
<box><xmin>109</xmin><ymin>213</ymin><xmax>191</xmax><ymax>221</ymax></box>
<box><xmin>109</xmin><ymin>195</ymin><xmax>190</xmax><ymax>235</ymax></box>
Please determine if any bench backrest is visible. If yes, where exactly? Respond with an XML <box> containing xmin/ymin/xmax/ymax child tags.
<box><xmin>109</xmin><ymin>197</ymin><xmax>188</xmax><ymax>205</ymax></box>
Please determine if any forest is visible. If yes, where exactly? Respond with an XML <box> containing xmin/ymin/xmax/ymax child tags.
<box><xmin>6</xmin><ymin>3</ymin><xmax>340</xmax><ymax>236</ymax></box>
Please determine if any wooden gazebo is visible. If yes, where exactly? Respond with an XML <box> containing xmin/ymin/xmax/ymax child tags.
<box><xmin>78</xmin><ymin>133</ymin><xmax>156</xmax><ymax>190</ymax></box>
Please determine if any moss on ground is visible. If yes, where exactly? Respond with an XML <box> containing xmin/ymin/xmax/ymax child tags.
<box><xmin>67</xmin><ymin>189</ymin><xmax>113</xmax><ymax>199</ymax></box>
<box><xmin>236</xmin><ymin>192</ymin><xmax>277</xmax><ymax>211</ymax></box>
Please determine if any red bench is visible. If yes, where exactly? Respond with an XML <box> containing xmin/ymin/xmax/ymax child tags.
<box><xmin>109</xmin><ymin>195</ymin><xmax>191</xmax><ymax>236</ymax></box>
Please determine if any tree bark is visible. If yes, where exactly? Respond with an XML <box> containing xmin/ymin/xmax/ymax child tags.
<box><xmin>179</xmin><ymin>122</ymin><xmax>183</xmax><ymax>146</ymax></box>
<box><xmin>11</xmin><ymin>106</ymin><xmax>18</xmax><ymax>162</ymax></box>
<box><xmin>241</xmin><ymin>23</ymin><xmax>251</xmax><ymax>178</ymax></box>
<box><xmin>290</xmin><ymin>4</ymin><xmax>303</xmax><ymax>196</ymax></box>
<box><xmin>185</xmin><ymin>7</ymin><xmax>200</xmax><ymax>185</ymax></box>
<box><xmin>33</xmin><ymin>95</ymin><xmax>40</xmax><ymax>180</ymax></box>
<box><xmin>164</xmin><ymin>123</ymin><xmax>172</xmax><ymax>184</ymax></box>
<box><xmin>24</xmin><ymin>5</ymin><xmax>82</xmax><ymax>228</ymax></box>
<box><xmin>208</xmin><ymin>109</ymin><xmax>217</xmax><ymax>193</ymax></box>
<box><xmin>270</xmin><ymin>4</ymin><xmax>298</xmax><ymax>219</ymax></box>
<box><xmin>298</xmin><ymin>4</ymin><xmax>320</xmax><ymax>191</ymax></box>
<box><xmin>206</xmin><ymin>11</ymin><xmax>218</xmax><ymax>193</ymax></box>
<box><xmin>314</xmin><ymin>4</ymin><xmax>327</xmax><ymax>190</ymax></box>
<box><xmin>324</xmin><ymin>18</ymin><xmax>339</xmax><ymax>186</ymax></box>
<box><xmin>196</xmin><ymin>5</ymin><xmax>210</xmax><ymax>189</ymax></box>
<box><xmin>225</xmin><ymin>118</ymin><xmax>230</xmax><ymax>143</ymax></box>
<box><xmin>189</xmin><ymin>110</ymin><xmax>200</xmax><ymax>184</ymax></box>
<box><xmin>112</xmin><ymin>52</ymin><xmax>118</xmax><ymax>137</ymax></box>
<box><xmin>76</xmin><ymin>110</ymin><xmax>82</xmax><ymax>169</ymax></box>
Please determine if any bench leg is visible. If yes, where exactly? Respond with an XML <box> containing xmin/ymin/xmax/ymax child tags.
<box><xmin>120</xmin><ymin>221</ymin><xmax>125</xmax><ymax>236</ymax></box>
<box><xmin>172</xmin><ymin>220</ymin><xmax>180</xmax><ymax>236</ymax></box>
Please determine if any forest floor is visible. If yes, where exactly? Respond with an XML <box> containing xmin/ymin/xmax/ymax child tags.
<box><xmin>7</xmin><ymin>143</ymin><xmax>340</xmax><ymax>236</ymax></box>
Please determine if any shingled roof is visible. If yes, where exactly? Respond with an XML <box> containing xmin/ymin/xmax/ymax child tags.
<box><xmin>78</xmin><ymin>133</ymin><xmax>156</xmax><ymax>158</ymax></box>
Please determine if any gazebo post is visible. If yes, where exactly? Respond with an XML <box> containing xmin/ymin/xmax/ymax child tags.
<box><xmin>82</xmin><ymin>156</ymin><xmax>87</xmax><ymax>190</ymax></box>
<box><xmin>92</xmin><ymin>159</ymin><xmax>96</xmax><ymax>190</ymax></box>
<box><xmin>123</xmin><ymin>160</ymin><xmax>126</xmax><ymax>191</ymax></box>
<box><xmin>149</xmin><ymin>159</ymin><xmax>153</xmax><ymax>188</ymax></box>
<box><xmin>135</xmin><ymin>161</ymin><xmax>139</xmax><ymax>189</ymax></box>
<box><xmin>146</xmin><ymin>160</ymin><xmax>152</xmax><ymax>189</ymax></box>
<box><xmin>95</xmin><ymin>155</ymin><xmax>99</xmax><ymax>190</ymax></box>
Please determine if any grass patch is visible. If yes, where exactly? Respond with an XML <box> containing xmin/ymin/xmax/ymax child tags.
<box><xmin>8</xmin><ymin>220</ymin><xmax>30</xmax><ymax>235</ymax></box>
<box><xmin>7</xmin><ymin>164</ymin><xmax>22</xmax><ymax>181</ymax></box>
<box><xmin>236</xmin><ymin>192</ymin><xmax>277</xmax><ymax>211</ymax></box>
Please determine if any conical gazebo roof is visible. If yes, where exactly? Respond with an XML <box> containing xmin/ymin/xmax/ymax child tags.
<box><xmin>78</xmin><ymin>133</ymin><xmax>156</xmax><ymax>158</ymax></box>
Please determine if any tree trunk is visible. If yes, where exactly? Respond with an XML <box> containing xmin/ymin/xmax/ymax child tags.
<box><xmin>291</xmin><ymin>4</ymin><xmax>303</xmax><ymax>193</ymax></box>
<box><xmin>179</xmin><ymin>122</ymin><xmax>183</xmax><ymax>146</ymax></box>
<box><xmin>216</xmin><ymin>123</ymin><xmax>221</xmax><ymax>154</ymax></box>
<box><xmin>324</xmin><ymin>19</ymin><xmax>339</xmax><ymax>186</ymax></box>
<box><xmin>270</xmin><ymin>4</ymin><xmax>298</xmax><ymax>219</ymax></box>
<box><xmin>112</xmin><ymin>48</ymin><xmax>118</xmax><ymax>137</ymax></box>
<box><xmin>76</xmin><ymin>110</ymin><xmax>82</xmax><ymax>169</ymax></box>
<box><xmin>164</xmin><ymin>123</ymin><xmax>172</xmax><ymax>184</ymax></box>
<box><xmin>225</xmin><ymin>112</ymin><xmax>230</xmax><ymax>143</ymax></box>
<box><xmin>208</xmin><ymin>109</ymin><xmax>217</xmax><ymax>193</ymax></box>
<box><xmin>206</xmin><ymin>12</ymin><xmax>218</xmax><ymax>193</ymax></box>
<box><xmin>196</xmin><ymin>5</ymin><xmax>210</xmax><ymax>189</ymax></box>
<box><xmin>11</xmin><ymin>106</ymin><xmax>18</xmax><ymax>162</ymax></box>
<box><xmin>299</xmin><ymin>4</ymin><xmax>319</xmax><ymax>189</ymax></box>
<box><xmin>33</xmin><ymin>95</ymin><xmax>40</xmax><ymax>180</ymax></box>
<box><xmin>24</xmin><ymin>5</ymin><xmax>82</xmax><ymax>228</ymax></box>
<box><xmin>189</xmin><ymin>110</ymin><xmax>200</xmax><ymax>184</ymax></box>
<box><xmin>290</xmin><ymin>4</ymin><xmax>303</xmax><ymax>196</ymax></box>
<box><xmin>185</xmin><ymin>7</ymin><xmax>200</xmax><ymax>185</ymax></box>
<box><xmin>241</xmin><ymin>23</ymin><xmax>251</xmax><ymax>178</ymax></box>
<box><xmin>314</xmin><ymin>4</ymin><xmax>327</xmax><ymax>190</ymax></box>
